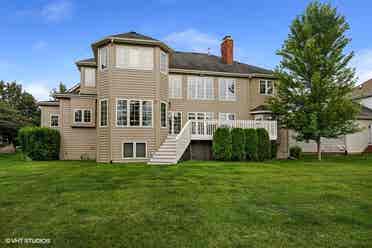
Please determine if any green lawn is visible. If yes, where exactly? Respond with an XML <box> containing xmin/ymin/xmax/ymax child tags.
<box><xmin>1</xmin><ymin>153</ymin><xmax>372</xmax><ymax>247</ymax></box>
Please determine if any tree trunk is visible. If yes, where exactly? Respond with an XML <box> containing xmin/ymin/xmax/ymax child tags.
<box><xmin>316</xmin><ymin>138</ymin><xmax>321</xmax><ymax>161</ymax></box>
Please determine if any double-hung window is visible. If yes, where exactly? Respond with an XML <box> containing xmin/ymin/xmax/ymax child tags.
<box><xmin>84</xmin><ymin>68</ymin><xmax>96</xmax><ymax>87</ymax></box>
<box><xmin>116</xmin><ymin>99</ymin><xmax>153</xmax><ymax>127</ymax></box>
<box><xmin>123</xmin><ymin>142</ymin><xmax>147</xmax><ymax>159</ymax></box>
<box><xmin>169</xmin><ymin>75</ymin><xmax>182</xmax><ymax>98</ymax></box>
<box><xmin>219</xmin><ymin>112</ymin><xmax>236</xmax><ymax>121</ymax></box>
<box><xmin>187</xmin><ymin>76</ymin><xmax>214</xmax><ymax>100</ymax></box>
<box><xmin>50</xmin><ymin>114</ymin><xmax>59</xmax><ymax>127</ymax></box>
<box><xmin>100</xmin><ymin>99</ymin><xmax>108</xmax><ymax>127</ymax></box>
<box><xmin>116</xmin><ymin>45</ymin><xmax>154</xmax><ymax>70</ymax></box>
<box><xmin>99</xmin><ymin>46</ymin><xmax>108</xmax><ymax>70</ymax></box>
<box><xmin>74</xmin><ymin>109</ymin><xmax>92</xmax><ymax>123</ymax></box>
<box><xmin>259</xmin><ymin>80</ymin><xmax>274</xmax><ymax>95</ymax></box>
<box><xmin>219</xmin><ymin>78</ymin><xmax>236</xmax><ymax>101</ymax></box>
<box><xmin>160</xmin><ymin>51</ymin><xmax>168</xmax><ymax>74</ymax></box>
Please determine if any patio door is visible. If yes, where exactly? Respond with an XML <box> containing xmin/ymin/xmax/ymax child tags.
<box><xmin>168</xmin><ymin>112</ymin><xmax>182</xmax><ymax>135</ymax></box>
<box><xmin>188</xmin><ymin>112</ymin><xmax>214</xmax><ymax>136</ymax></box>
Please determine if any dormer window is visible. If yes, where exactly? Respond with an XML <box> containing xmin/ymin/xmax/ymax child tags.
<box><xmin>99</xmin><ymin>46</ymin><xmax>109</xmax><ymax>70</ymax></box>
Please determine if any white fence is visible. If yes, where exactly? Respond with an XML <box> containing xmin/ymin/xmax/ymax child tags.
<box><xmin>190</xmin><ymin>120</ymin><xmax>277</xmax><ymax>140</ymax></box>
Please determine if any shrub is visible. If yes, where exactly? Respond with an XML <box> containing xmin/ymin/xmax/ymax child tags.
<box><xmin>244</xmin><ymin>129</ymin><xmax>258</xmax><ymax>161</ymax></box>
<box><xmin>256</xmin><ymin>128</ymin><xmax>271</xmax><ymax>161</ymax></box>
<box><xmin>212</xmin><ymin>127</ymin><xmax>232</xmax><ymax>161</ymax></box>
<box><xmin>17</xmin><ymin>127</ymin><xmax>60</xmax><ymax>160</ymax></box>
<box><xmin>271</xmin><ymin>141</ymin><xmax>278</xmax><ymax>159</ymax></box>
<box><xmin>290</xmin><ymin>146</ymin><xmax>302</xmax><ymax>159</ymax></box>
<box><xmin>231</xmin><ymin>128</ymin><xmax>245</xmax><ymax>161</ymax></box>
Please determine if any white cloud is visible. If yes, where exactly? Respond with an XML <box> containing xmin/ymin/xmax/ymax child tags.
<box><xmin>352</xmin><ymin>49</ymin><xmax>372</xmax><ymax>85</ymax></box>
<box><xmin>164</xmin><ymin>29</ymin><xmax>220</xmax><ymax>54</ymax></box>
<box><xmin>41</xmin><ymin>0</ymin><xmax>73</xmax><ymax>22</ymax></box>
<box><xmin>32</xmin><ymin>41</ymin><xmax>48</xmax><ymax>50</ymax></box>
<box><xmin>23</xmin><ymin>81</ymin><xmax>51</xmax><ymax>101</ymax></box>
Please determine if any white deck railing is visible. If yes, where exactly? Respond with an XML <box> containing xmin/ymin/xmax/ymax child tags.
<box><xmin>175</xmin><ymin>120</ymin><xmax>192</xmax><ymax>161</ymax></box>
<box><xmin>190</xmin><ymin>120</ymin><xmax>277</xmax><ymax>140</ymax></box>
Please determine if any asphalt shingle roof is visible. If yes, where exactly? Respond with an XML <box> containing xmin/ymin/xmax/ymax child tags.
<box><xmin>111</xmin><ymin>31</ymin><xmax>159</xmax><ymax>41</ymax></box>
<box><xmin>170</xmin><ymin>51</ymin><xmax>273</xmax><ymax>75</ymax></box>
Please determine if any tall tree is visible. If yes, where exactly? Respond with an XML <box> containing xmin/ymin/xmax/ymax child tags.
<box><xmin>50</xmin><ymin>82</ymin><xmax>67</xmax><ymax>100</ymax></box>
<box><xmin>269</xmin><ymin>1</ymin><xmax>359</xmax><ymax>160</ymax></box>
<box><xmin>0</xmin><ymin>81</ymin><xmax>40</xmax><ymax>142</ymax></box>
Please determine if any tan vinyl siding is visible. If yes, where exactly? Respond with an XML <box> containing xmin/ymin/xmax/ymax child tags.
<box><xmin>40</xmin><ymin>106</ymin><xmax>60</xmax><ymax>128</ymax></box>
<box><xmin>97</xmin><ymin>64</ymin><xmax>110</xmax><ymax>162</ymax></box>
<box><xmin>59</xmin><ymin>98</ymin><xmax>96</xmax><ymax>160</ymax></box>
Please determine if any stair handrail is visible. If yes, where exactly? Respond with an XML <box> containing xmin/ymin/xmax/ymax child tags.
<box><xmin>175</xmin><ymin>120</ymin><xmax>192</xmax><ymax>162</ymax></box>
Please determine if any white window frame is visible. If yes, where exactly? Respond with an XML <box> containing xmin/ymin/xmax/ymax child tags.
<box><xmin>160</xmin><ymin>101</ymin><xmax>168</xmax><ymax>128</ymax></box>
<box><xmin>187</xmin><ymin>76</ymin><xmax>214</xmax><ymax>100</ymax></box>
<box><xmin>259</xmin><ymin>80</ymin><xmax>274</xmax><ymax>95</ymax></box>
<box><xmin>99</xmin><ymin>99</ymin><xmax>108</xmax><ymax>127</ymax></box>
<box><xmin>84</xmin><ymin>67</ymin><xmax>96</xmax><ymax>87</ymax></box>
<box><xmin>219</xmin><ymin>112</ymin><xmax>236</xmax><ymax>121</ymax></box>
<box><xmin>122</xmin><ymin>141</ymin><xmax>147</xmax><ymax>159</ymax></box>
<box><xmin>187</xmin><ymin>112</ymin><xmax>214</xmax><ymax>120</ymax></box>
<box><xmin>115</xmin><ymin>45</ymin><xmax>154</xmax><ymax>70</ymax></box>
<box><xmin>160</xmin><ymin>51</ymin><xmax>168</xmax><ymax>74</ymax></box>
<box><xmin>99</xmin><ymin>46</ymin><xmax>109</xmax><ymax>71</ymax></box>
<box><xmin>50</xmin><ymin>114</ymin><xmax>59</xmax><ymax>127</ymax></box>
<box><xmin>115</xmin><ymin>98</ymin><xmax>153</xmax><ymax>128</ymax></box>
<box><xmin>168</xmin><ymin>75</ymin><xmax>182</xmax><ymax>99</ymax></box>
<box><xmin>219</xmin><ymin>78</ymin><xmax>236</xmax><ymax>101</ymax></box>
<box><xmin>73</xmin><ymin>109</ymin><xmax>92</xmax><ymax>124</ymax></box>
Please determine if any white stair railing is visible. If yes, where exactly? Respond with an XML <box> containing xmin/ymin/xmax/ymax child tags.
<box><xmin>190</xmin><ymin>120</ymin><xmax>277</xmax><ymax>140</ymax></box>
<box><xmin>175</xmin><ymin>120</ymin><xmax>192</xmax><ymax>162</ymax></box>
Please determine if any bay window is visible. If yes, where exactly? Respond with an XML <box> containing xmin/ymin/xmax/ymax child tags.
<box><xmin>160</xmin><ymin>51</ymin><xmax>168</xmax><ymax>74</ymax></box>
<box><xmin>116</xmin><ymin>45</ymin><xmax>153</xmax><ymax>70</ymax></box>
<box><xmin>116</xmin><ymin>99</ymin><xmax>153</xmax><ymax>127</ymax></box>
<box><xmin>99</xmin><ymin>99</ymin><xmax>108</xmax><ymax>127</ymax></box>
<box><xmin>99</xmin><ymin>46</ymin><xmax>108</xmax><ymax>70</ymax></box>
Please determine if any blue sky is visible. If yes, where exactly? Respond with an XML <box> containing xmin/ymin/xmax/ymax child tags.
<box><xmin>1</xmin><ymin>0</ymin><xmax>372</xmax><ymax>100</ymax></box>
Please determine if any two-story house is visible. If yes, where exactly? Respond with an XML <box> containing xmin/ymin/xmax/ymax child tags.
<box><xmin>39</xmin><ymin>32</ymin><xmax>283</xmax><ymax>164</ymax></box>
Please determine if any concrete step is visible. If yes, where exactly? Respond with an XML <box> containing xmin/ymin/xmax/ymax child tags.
<box><xmin>148</xmin><ymin>159</ymin><xmax>177</xmax><ymax>165</ymax></box>
<box><xmin>153</xmin><ymin>151</ymin><xmax>176</xmax><ymax>156</ymax></box>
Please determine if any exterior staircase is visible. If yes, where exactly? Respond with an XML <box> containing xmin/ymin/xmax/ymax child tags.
<box><xmin>148</xmin><ymin>135</ymin><xmax>178</xmax><ymax>165</ymax></box>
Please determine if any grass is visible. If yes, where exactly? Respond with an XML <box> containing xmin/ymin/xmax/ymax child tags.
<box><xmin>1</xmin><ymin>153</ymin><xmax>372</xmax><ymax>247</ymax></box>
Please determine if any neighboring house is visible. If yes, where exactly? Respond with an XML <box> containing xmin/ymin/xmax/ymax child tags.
<box><xmin>39</xmin><ymin>31</ymin><xmax>282</xmax><ymax>164</ymax></box>
<box><xmin>289</xmin><ymin>78</ymin><xmax>372</xmax><ymax>154</ymax></box>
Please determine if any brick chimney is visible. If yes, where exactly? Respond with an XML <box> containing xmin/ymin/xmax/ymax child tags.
<box><xmin>221</xmin><ymin>35</ymin><xmax>233</xmax><ymax>64</ymax></box>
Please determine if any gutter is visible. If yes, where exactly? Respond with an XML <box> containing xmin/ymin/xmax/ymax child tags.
<box><xmin>169</xmin><ymin>68</ymin><xmax>276</xmax><ymax>79</ymax></box>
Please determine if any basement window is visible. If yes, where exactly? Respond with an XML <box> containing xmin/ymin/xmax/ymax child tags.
<box><xmin>122</xmin><ymin>142</ymin><xmax>147</xmax><ymax>159</ymax></box>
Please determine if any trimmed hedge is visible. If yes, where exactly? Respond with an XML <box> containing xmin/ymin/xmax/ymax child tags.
<box><xmin>212</xmin><ymin>127</ymin><xmax>232</xmax><ymax>161</ymax></box>
<box><xmin>244</xmin><ymin>129</ymin><xmax>258</xmax><ymax>161</ymax></box>
<box><xmin>290</xmin><ymin>146</ymin><xmax>302</xmax><ymax>159</ymax></box>
<box><xmin>271</xmin><ymin>141</ymin><xmax>278</xmax><ymax>159</ymax></box>
<box><xmin>18</xmin><ymin>127</ymin><xmax>60</xmax><ymax>160</ymax></box>
<box><xmin>256</xmin><ymin>128</ymin><xmax>271</xmax><ymax>161</ymax></box>
<box><xmin>231</xmin><ymin>128</ymin><xmax>245</xmax><ymax>161</ymax></box>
